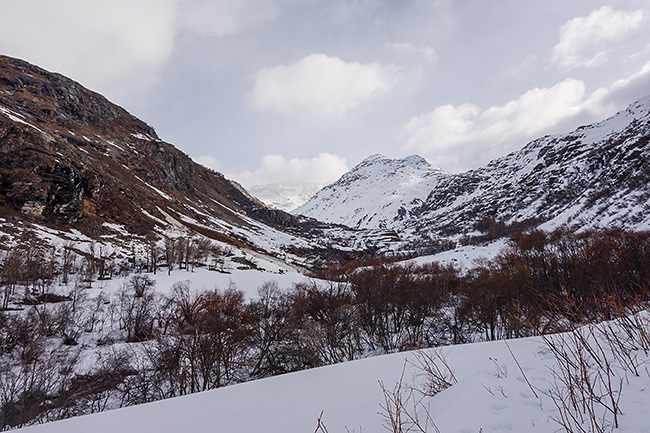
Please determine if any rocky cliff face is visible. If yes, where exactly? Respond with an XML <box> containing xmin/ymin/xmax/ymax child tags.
<box><xmin>0</xmin><ymin>55</ymin><xmax>269</xmax><ymax>236</ymax></box>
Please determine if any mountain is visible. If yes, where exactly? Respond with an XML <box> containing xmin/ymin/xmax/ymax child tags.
<box><xmin>295</xmin><ymin>97</ymin><xmax>650</xmax><ymax>246</ymax></box>
<box><xmin>4</xmin><ymin>53</ymin><xmax>650</xmax><ymax>263</ymax></box>
<box><xmin>248</xmin><ymin>182</ymin><xmax>323</xmax><ymax>212</ymax></box>
<box><xmin>293</xmin><ymin>154</ymin><xmax>447</xmax><ymax>229</ymax></box>
<box><xmin>0</xmin><ymin>55</ymin><xmax>389</xmax><ymax>264</ymax></box>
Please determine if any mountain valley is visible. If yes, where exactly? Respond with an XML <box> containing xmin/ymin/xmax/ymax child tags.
<box><xmin>2</xmin><ymin>55</ymin><xmax>650</xmax><ymax>433</ymax></box>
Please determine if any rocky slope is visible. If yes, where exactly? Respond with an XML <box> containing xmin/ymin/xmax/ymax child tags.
<box><xmin>296</xmin><ymin>96</ymin><xmax>650</xmax><ymax>246</ymax></box>
<box><xmin>0</xmin><ymin>55</ymin><xmax>392</xmax><ymax>263</ymax></box>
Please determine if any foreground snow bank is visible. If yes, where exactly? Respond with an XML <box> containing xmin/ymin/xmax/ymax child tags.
<box><xmin>19</xmin><ymin>312</ymin><xmax>650</xmax><ymax>433</ymax></box>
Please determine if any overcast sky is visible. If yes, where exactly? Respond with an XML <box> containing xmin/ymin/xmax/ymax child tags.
<box><xmin>2</xmin><ymin>0</ymin><xmax>650</xmax><ymax>191</ymax></box>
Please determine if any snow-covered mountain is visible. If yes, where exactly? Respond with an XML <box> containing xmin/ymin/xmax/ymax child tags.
<box><xmin>296</xmin><ymin>96</ymin><xmax>650</xmax><ymax>244</ymax></box>
<box><xmin>248</xmin><ymin>182</ymin><xmax>323</xmax><ymax>212</ymax></box>
<box><xmin>293</xmin><ymin>154</ymin><xmax>447</xmax><ymax>229</ymax></box>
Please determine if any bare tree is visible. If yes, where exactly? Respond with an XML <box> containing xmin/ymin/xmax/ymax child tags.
<box><xmin>164</xmin><ymin>238</ymin><xmax>176</xmax><ymax>276</ymax></box>
<box><xmin>61</xmin><ymin>242</ymin><xmax>76</xmax><ymax>286</ymax></box>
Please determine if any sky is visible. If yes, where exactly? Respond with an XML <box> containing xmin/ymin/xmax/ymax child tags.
<box><xmin>2</xmin><ymin>0</ymin><xmax>650</xmax><ymax>196</ymax></box>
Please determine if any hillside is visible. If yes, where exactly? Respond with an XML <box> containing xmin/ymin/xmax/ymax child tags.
<box><xmin>0</xmin><ymin>55</ymin><xmax>393</xmax><ymax>265</ymax></box>
<box><xmin>296</xmin><ymin>97</ymin><xmax>650</xmax><ymax>246</ymax></box>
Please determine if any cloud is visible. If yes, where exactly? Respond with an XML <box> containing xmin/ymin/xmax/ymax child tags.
<box><xmin>584</xmin><ymin>61</ymin><xmax>650</xmax><ymax>116</ymax></box>
<box><xmin>228</xmin><ymin>153</ymin><xmax>349</xmax><ymax>189</ymax></box>
<box><xmin>551</xmin><ymin>6</ymin><xmax>646</xmax><ymax>71</ymax></box>
<box><xmin>0</xmin><ymin>0</ymin><xmax>281</xmax><ymax>107</ymax></box>
<box><xmin>249</xmin><ymin>54</ymin><xmax>398</xmax><ymax>118</ymax></box>
<box><xmin>0</xmin><ymin>0</ymin><xmax>177</xmax><ymax>104</ymax></box>
<box><xmin>402</xmin><ymin>62</ymin><xmax>650</xmax><ymax>173</ymax></box>
<box><xmin>192</xmin><ymin>155</ymin><xmax>221</xmax><ymax>171</ymax></box>
<box><xmin>386</xmin><ymin>42</ymin><xmax>437</xmax><ymax>62</ymax></box>
<box><xmin>176</xmin><ymin>0</ymin><xmax>279</xmax><ymax>37</ymax></box>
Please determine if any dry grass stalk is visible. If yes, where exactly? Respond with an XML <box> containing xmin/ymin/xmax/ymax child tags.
<box><xmin>379</xmin><ymin>360</ymin><xmax>441</xmax><ymax>433</ymax></box>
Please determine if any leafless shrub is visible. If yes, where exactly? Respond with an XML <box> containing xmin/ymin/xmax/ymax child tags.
<box><xmin>542</xmin><ymin>325</ymin><xmax>623</xmax><ymax>433</ymax></box>
<box><xmin>534</xmin><ymin>290</ymin><xmax>650</xmax><ymax>433</ymax></box>
<box><xmin>314</xmin><ymin>410</ymin><xmax>330</xmax><ymax>433</ymax></box>
<box><xmin>408</xmin><ymin>349</ymin><xmax>457</xmax><ymax>398</ymax></box>
<box><xmin>128</xmin><ymin>274</ymin><xmax>156</xmax><ymax>298</ymax></box>
<box><xmin>0</xmin><ymin>345</ymin><xmax>79</xmax><ymax>430</ymax></box>
<box><xmin>118</xmin><ymin>278</ymin><xmax>158</xmax><ymax>342</ymax></box>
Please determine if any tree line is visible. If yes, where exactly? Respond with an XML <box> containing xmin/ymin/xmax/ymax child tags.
<box><xmin>0</xmin><ymin>231</ymin><xmax>235</xmax><ymax>309</ymax></box>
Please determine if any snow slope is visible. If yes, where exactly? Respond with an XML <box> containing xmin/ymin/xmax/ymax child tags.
<box><xmin>18</xmin><ymin>315</ymin><xmax>650</xmax><ymax>433</ymax></box>
<box><xmin>79</xmin><ymin>264</ymin><xmax>315</xmax><ymax>301</ymax></box>
<box><xmin>407</xmin><ymin>238</ymin><xmax>509</xmax><ymax>270</ymax></box>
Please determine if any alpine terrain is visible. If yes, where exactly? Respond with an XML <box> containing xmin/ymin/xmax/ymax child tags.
<box><xmin>2</xmin><ymin>54</ymin><xmax>650</xmax><ymax>433</ymax></box>
<box><xmin>296</xmin><ymin>97</ymin><xmax>650</xmax><ymax>249</ymax></box>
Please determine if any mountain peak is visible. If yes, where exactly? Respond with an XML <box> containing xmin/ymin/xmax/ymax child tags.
<box><xmin>354</xmin><ymin>153</ymin><xmax>441</xmax><ymax>173</ymax></box>
<box><xmin>293</xmin><ymin>153</ymin><xmax>448</xmax><ymax>229</ymax></box>
<box><xmin>622</xmin><ymin>94</ymin><xmax>650</xmax><ymax>120</ymax></box>
<box><xmin>362</xmin><ymin>153</ymin><xmax>388</xmax><ymax>163</ymax></box>
<box><xmin>400</xmin><ymin>154</ymin><xmax>434</xmax><ymax>169</ymax></box>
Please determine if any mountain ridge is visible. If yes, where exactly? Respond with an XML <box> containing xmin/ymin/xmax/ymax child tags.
<box><xmin>295</xmin><ymin>95</ymin><xmax>650</xmax><ymax>246</ymax></box>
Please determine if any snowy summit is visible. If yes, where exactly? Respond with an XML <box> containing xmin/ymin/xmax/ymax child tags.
<box><xmin>293</xmin><ymin>154</ymin><xmax>447</xmax><ymax>229</ymax></box>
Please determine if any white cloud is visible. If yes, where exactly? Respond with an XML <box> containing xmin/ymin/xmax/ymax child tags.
<box><xmin>249</xmin><ymin>54</ymin><xmax>398</xmax><ymax>118</ymax></box>
<box><xmin>584</xmin><ymin>61</ymin><xmax>650</xmax><ymax>116</ymax></box>
<box><xmin>552</xmin><ymin>6</ymin><xmax>646</xmax><ymax>71</ymax></box>
<box><xmin>228</xmin><ymin>153</ymin><xmax>349</xmax><ymax>189</ymax></box>
<box><xmin>0</xmin><ymin>0</ymin><xmax>281</xmax><ymax>106</ymax></box>
<box><xmin>0</xmin><ymin>0</ymin><xmax>177</xmax><ymax>104</ymax></box>
<box><xmin>402</xmin><ymin>62</ymin><xmax>650</xmax><ymax>173</ymax></box>
<box><xmin>192</xmin><ymin>155</ymin><xmax>221</xmax><ymax>171</ymax></box>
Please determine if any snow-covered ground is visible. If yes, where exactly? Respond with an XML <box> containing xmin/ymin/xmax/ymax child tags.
<box><xmin>86</xmin><ymin>263</ymin><xmax>316</xmax><ymax>300</ymax></box>
<box><xmin>18</xmin><ymin>313</ymin><xmax>650</xmax><ymax>433</ymax></box>
<box><xmin>10</xmin><ymin>235</ymin><xmax>650</xmax><ymax>433</ymax></box>
<box><xmin>406</xmin><ymin>239</ymin><xmax>508</xmax><ymax>270</ymax></box>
